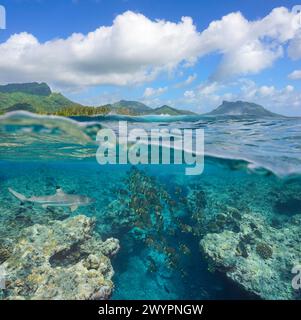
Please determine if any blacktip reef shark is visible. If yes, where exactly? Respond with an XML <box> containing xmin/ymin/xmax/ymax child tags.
<box><xmin>8</xmin><ymin>187</ymin><xmax>94</xmax><ymax>212</ymax></box>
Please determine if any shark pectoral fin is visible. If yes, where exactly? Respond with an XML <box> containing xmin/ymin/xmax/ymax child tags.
<box><xmin>42</xmin><ymin>204</ymin><xmax>48</xmax><ymax>209</ymax></box>
<box><xmin>70</xmin><ymin>205</ymin><xmax>78</xmax><ymax>212</ymax></box>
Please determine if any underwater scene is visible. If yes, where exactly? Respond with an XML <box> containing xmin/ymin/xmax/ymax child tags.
<box><xmin>0</xmin><ymin>111</ymin><xmax>301</xmax><ymax>300</ymax></box>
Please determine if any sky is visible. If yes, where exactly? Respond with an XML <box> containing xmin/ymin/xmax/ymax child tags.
<box><xmin>0</xmin><ymin>0</ymin><xmax>301</xmax><ymax>115</ymax></box>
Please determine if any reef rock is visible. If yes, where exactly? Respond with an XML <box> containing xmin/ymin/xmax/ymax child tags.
<box><xmin>0</xmin><ymin>215</ymin><xmax>120</xmax><ymax>300</ymax></box>
<box><xmin>200</xmin><ymin>212</ymin><xmax>301</xmax><ymax>300</ymax></box>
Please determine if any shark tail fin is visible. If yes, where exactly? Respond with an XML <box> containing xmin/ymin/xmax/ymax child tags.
<box><xmin>8</xmin><ymin>188</ymin><xmax>27</xmax><ymax>202</ymax></box>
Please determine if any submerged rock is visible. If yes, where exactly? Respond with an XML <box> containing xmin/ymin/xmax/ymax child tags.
<box><xmin>200</xmin><ymin>212</ymin><xmax>301</xmax><ymax>300</ymax></box>
<box><xmin>0</xmin><ymin>215</ymin><xmax>119</xmax><ymax>300</ymax></box>
<box><xmin>0</xmin><ymin>242</ymin><xmax>13</xmax><ymax>264</ymax></box>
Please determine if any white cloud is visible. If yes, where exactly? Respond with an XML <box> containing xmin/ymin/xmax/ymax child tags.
<box><xmin>175</xmin><ymin>73</ymin><xmax>197</xmax><ymax>87</ymax></box>
<box><xmin>202</xmin><ymin>7</ymin><xmax>301</xmax><ymax>79</ymax></box>
<box><xmin>184</xmin><ymin>90</ymin><xmax>195</xmax><ymax>99</ymax></box>
<box><xmin>240</xmin><ymin>81</ymin><xmax>300</xmax><ymax>112</ymax></box>
<box><xmin>198</xmin><ymin>82</ymin><xmax>220</xmax><ymax>95</ymax></box>
<box><xmin>184</xmin><ymin>73</ymin><xmax>197</xmax><ymax>85</ymax></box>
<box><xmin>258</xmin><ymin>85</ymin><xmax>276</xmax><ymax>96</ymax></box>
<box><xmin>285</xmin><ymin>84</ymin><xmax>295</xmax><ymax>92</ymax></box>
<box><xmin>0</xmin><ymin>11</ymin><xmax>201</xmax><ymax>88</ymax></box>
<box><xmin>288</xmin><ymin>34</ymin><xmax>301</xmax><ymax>60</ymax></box>
<box><xmin>288</xmin><ymin>69</ymin><xmax>301</xmax><ymax>80</ymax></box>
<box><xmin>182</xmin><ymin>82</ymin><xmax>223</xmax><ymax>111</ymax></box>
<box><xmin>0</xmin><ymin>7</ymin><xmax>301</xmax><ymax>89</ymax></box>
<box><xmin>180</xmin><ymin>79</ymin><xmax>301</xmax><ymax>115</ymax></box>
<box><xmin>143</xmin><ymin>86</ymin><xmax>168</xmax><ymax>98</ymax></box>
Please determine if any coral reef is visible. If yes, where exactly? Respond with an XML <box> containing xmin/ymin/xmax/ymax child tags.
<box><xmin>201</xmin><ymin>211</ymin><xmax>301</xmax><ymax>299</ymax></box>
<box><xmin>204</xmin><ymin>207</ymin><xmax>242</xmax><ymax>235</ymax></box>
<box><xmin>1</xmin><ymin>161</ymin><xmax>300</xmax><ymax>300</ymax></box>
<box><xmin>0</xmin><ymin>242</ymin><xmax>12</xmax><ymax>264</ymax></box>
<box><xmin>0</xmin><ymin>215</ymin><xmax>119</xmax><ymax>300</ymax></box>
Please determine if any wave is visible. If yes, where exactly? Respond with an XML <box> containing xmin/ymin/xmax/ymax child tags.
<box><xmin>0</xmin><ymin>111</ymin><xmax>301</xmax><ymax>178</ymax></box>
<box><xmin>70</xmin><ymin>113</ymin><xmax>202</xmax><ymax>123</ymax></box>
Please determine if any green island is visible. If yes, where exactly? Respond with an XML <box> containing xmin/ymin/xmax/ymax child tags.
<box><xmin>0</xmin><ymin>82</ymin><xmax>283</xmax><ymax>117</ymax></box>
<box><xmin>0</xmin><ymin>82</ymin><xmax>196</xmax><ymax>116</ymax></box>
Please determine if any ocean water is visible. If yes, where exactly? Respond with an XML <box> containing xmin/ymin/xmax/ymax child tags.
<box><xmin>0</xmin><ymin>111</ymin><xmax>301</xmax><ymax>300</ymax></box>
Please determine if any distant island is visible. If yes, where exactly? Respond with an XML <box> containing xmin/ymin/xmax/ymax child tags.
<box><xmin>0</xmin><ymin>82</ymin><xmax>284</xmax><ymax>117</ymax></box>
<box><xmin>0</xmin><ymin>82</ymin><xmax>196</xmax><ymax>116</ymax></box>
<box><xmin>206</xmin><ymin>100</ymin><xmax>282</xmax><ymax>117</ymax></box>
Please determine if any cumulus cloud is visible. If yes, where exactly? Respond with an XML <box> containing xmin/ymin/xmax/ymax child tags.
<box><xmin>204</xmin><ymin>7</ymin><xmax>301</xmax><ymax>79</ymax></box>
<box><xmin>181</xmin><ymin>79</ymin><xmax>301</xmax><ymax>115</ymax></box>
<box><xmin>183</xmin><ymin>82</ymin><xmax>223</xmax><ymax>110</ymax></box>
<box><xmin>184</xmin><ymin>90</ymin><xmax>196</xmax><ymax>99</ymax></box>
<box><xmin>238</xmin><ymin>80</ymin><xmax>300</xmax><ymax>114</ymax></box>
<box><xmin>288</xmin><ymin>69</ymin><xmax>301</xmax><ymax>80</ymax></box>
<box><xmin>0</xmin><ymin>7</ymin><xmax>301</xmax><ymax>89</ymax></box>
<box><xmin>175</xmin><ymin>73</ymin><xmax>197</xmax><ymax>87</ymax></box>
<box><xmin>0</xmin><ymin>11</ymin><xmax>201</xmax><ymax>88</ymax></box>
<box><xmin>288</xmin><ymin>35</ymin><xmax>301</xmax><ymax>60</ymax></box>
<box><xmin>143</xmin><ymin>86</ymin><xmax>168</xmax><ymax>97</ymax></box>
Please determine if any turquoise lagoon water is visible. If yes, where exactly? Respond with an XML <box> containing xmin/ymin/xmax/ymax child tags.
<box><xmin>0</xmin><ymin>111</ymin><xmax>301</xmax><ymax>299</ymax></box>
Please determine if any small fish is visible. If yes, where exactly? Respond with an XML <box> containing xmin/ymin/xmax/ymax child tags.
<box><xmin>163</xmin><ymin>285</ymin><xmax>170</xmax><ymax>294</ymax></box>
<box><xmin>179</xmin><ymin>244</ymin><xmax>191</xmax><ymax>255</ymax></box>
<box><xmin>8</xmin><ymin>187</ymin><xmax>93</xmax><ymax>212</ymax></box>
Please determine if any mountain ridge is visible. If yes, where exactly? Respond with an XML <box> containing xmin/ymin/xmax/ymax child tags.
<box><xmin>206</xmin><ymin>100</ymin><xmax>282</xmax><ymax>117</ymax></box>
<box><xmin>0</xmin><ymin>82</ymin><xmax>196</xmax><ymax>116</ymax></box>
<box><xmin>0</xmin><ymin>82</ymin><xmax>285</xmax><ymax>117</ymax></box>
<box><xmin>0</xmin><ymin>82</ymin><xmax>52</xmax><ymax>96</ymax></box>
<box><xmin>151</xmin><ymin>105</ymin><xmax>196</xmax><ymax>116</ymax></box>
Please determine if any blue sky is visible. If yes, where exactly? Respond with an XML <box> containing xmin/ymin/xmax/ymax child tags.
<box><xmin>0</xmin><ymin>0</ymin><xmax>301</xmax><ymax>115</ymax></box>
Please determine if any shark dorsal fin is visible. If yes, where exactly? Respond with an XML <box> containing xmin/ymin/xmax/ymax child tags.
<box><xmin>56</xmin><ymin>188</ymin><xmax>65</xmax><ymax>195</ymax></box>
